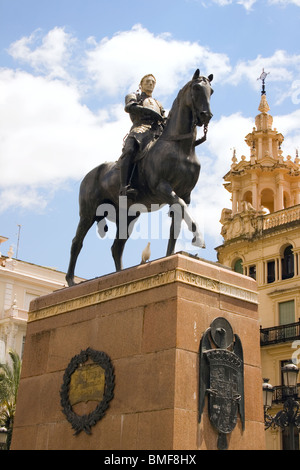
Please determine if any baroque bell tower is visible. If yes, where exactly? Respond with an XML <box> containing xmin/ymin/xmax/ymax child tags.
<box><xmin>217</xmin><ymin>71</ymin><xmax>300</xmax><ymax>268</ymax></box>
<box><xmin>216</xmin><ymin>71</ymin><xmax>300</xmax><ymax>450</ymax></box>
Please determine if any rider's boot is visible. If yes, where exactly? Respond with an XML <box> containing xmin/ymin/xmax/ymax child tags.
<box><xmin>119</xmin><ymin>153</ymin><xmax>138</xmax><ymax>198</ymax></box>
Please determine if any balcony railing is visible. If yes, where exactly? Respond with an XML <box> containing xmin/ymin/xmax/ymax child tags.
<box><xmin>263</xmin><ymin>205</ymin><xmax>300</xmax><ymax>230</ymax></box>
<box><xmin>272</xmin><ymin>384</ymin><xmax>300</xmax><ymax>404</ymax></box>
<box><xmin>260</xmin><ymin>320</ymin><xmax>300</xmax><ymax>346</ymax></box>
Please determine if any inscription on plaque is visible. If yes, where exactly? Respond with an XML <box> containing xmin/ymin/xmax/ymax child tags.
<box><xmin>69</xmin><ymin>363</ymin><xmax>105</xmax><ymax>406</ymax></box>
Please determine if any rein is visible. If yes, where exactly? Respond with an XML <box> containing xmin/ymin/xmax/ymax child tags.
<box><xmin>163</xmin><ymin>124</ymin><xmax>208</xmax><ymax>146</ymax></box>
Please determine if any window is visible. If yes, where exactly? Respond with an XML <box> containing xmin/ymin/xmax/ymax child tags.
<box><xmin>279</xmin><ymin>300</ymin><xmax>295</xmax><ymax>325</ymax></box>
<box><xmin>233</xmin><ymin>259</ymin><xmax>243</xmax><ymax>274</ymax></box>
<box><xmin>249</xmin><ymin>265</ymin><xmax>256</xmax><ymax>280</ymax></box>
<box><xmin>279</xmin><ymin>300</ymin><xmax>296</xmax><ymax>340</ymax></box>
<box><xmin>282</xmin><ymin>245</ymin><xmax>294</xmax><ymax>280</ymax></box>
<box><xmin>267</xmin><ymin>260</ymin><xmax>275</xmax><ymax>283</ymax></box>
<box><xmin>24</xmin><ymin>292</ymin><xmax>39</xmax><ymax>311</ymax></box>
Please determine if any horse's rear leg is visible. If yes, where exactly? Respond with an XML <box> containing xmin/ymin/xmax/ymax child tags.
<box><xmin>66</xmin><ymin>215</ymin><xmax>95</xmax><ymax>286</ymax></box>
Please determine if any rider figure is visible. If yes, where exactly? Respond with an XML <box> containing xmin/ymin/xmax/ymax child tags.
<box><xmin>119</xmin><ymin>74</ymin><xmax>165</xmax><ymax>197</ymax></box>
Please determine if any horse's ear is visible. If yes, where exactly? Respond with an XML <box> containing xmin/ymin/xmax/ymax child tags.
<box><xmin>193</xmin><ymin>69</ymin><xmax>200</xmax><ymax>80</ymax></box>
<box><xmin>208</xmin><ymin>74</ymin><xmax>214</xmax><ymax>83</ymax></box>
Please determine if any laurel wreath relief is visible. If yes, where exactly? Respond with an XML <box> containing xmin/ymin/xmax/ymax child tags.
<box><xmin>60</xmin><ymin>348</ymin><xmax>115</xmax><ymax>435</ymax></box>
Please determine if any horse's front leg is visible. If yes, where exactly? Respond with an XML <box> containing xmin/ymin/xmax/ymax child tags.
<box><xmin>156</xmin><ymin>181</ymin><xmax>205</xmax><ymax>252</ymax></box>
<box><xmin>111</xmin><ymin>211</ymin><xmax>140</xmax><ymax>271</ymax></box>
<box><xmin>166</xmin><ymin>209</ymin><xmax>181</xmax><ymax>256</ymax></box>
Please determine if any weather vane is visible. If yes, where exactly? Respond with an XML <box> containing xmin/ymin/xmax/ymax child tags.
<box><xmin>257</xmin><ymin>68</ymin><xmax>270</xmax><ymax>96</ymax></box>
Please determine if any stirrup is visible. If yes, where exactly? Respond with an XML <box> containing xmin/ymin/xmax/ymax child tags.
<box><xmin>119</xmin><ymin>185</ymin><xmax>138</xmax><ymax>197</ymax></box>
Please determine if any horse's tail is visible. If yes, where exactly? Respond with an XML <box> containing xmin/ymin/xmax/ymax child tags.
<box><xmin>78</xmin><ymin>161</ymin><xmax>118</xmax><ymax>237</ymax></box>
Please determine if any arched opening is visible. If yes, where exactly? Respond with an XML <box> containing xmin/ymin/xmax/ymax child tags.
<box><xmin>233</xmin><ymin>258</ymin><xmax>243</xmax><ymax>274</ymax></box>
<box><xmin>243</xmin><ymin>191</ymin><xmax>252</xmax><ymax>205</ymax></box>
<box><xmin>281</xmin><ymin>244</ymin><xmax>294</xmax><ymax>280</ymax></box>
<box><xmin>261</xmin><ymin>188</ymin><xmax>274</xmax><ymax>213</ymax></box>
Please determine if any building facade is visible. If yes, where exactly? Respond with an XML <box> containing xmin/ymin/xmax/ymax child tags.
<box><xmin>0</xmin><ymin>236</ymin><xmax>83</xmax><ymax>364</ymax></box>
<box><xmin>216</xmin><ymin>89</ymin><xmax>300</xmax><ymax>450</ymax></box>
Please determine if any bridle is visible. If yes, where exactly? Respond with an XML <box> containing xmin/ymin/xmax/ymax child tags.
<box><xmin>163</xmin><ymin>79</ymin><xmax>211</xmax><ymax>146</ymax></box>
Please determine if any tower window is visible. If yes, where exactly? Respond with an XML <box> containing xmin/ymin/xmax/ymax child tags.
<box><xmin>233</xmin><ymin>259</ymin><xmax>243</xmax><ymax>274</ymax></box>
<box><xmin>261</xmin><ymin>188</ymin><xmax>274</xmax><ymax>213</ymax></box>
<box><xmin>249</xmin><ymin>265</ymin><xmax>256</xmax><ymax>280</ymax></box>
<box><xmin>267</xmin><ymin>260</ymin><xmax>275</xmax><ymax>283</ymax></box>
<box><xmin>282</xmin><ymin>245</ymin><xmax>294</xmax><ymax>280</ymax></box>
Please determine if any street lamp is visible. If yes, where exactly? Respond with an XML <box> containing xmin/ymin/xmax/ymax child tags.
<box><xmin>263</xmin><ymin>378</ymin><xmax>274</xmax><ymax>410</ymax></box>
<box><xmin>282</xmin><ymin>363</ymin><xmax>299</xmax><ymax>389</ymax></box>
<box><xmin>263</xmin><ymin>379</ymin><xmax>274</xmax><ymax>430</ymax></box>
<box><xmin>263</xmin><ymin>363</ymin><xmax>300</xmax><ymax>450</ymax></box>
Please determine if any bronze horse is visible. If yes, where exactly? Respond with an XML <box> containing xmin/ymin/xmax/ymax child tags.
<box><xmin>66</xmin><ymin>69</ymin><xmax>213</xmax><ymax>286</ymax></box>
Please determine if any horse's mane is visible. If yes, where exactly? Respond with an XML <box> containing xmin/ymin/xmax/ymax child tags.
<box><xmin>167</xmin><ymin>80</ymin><xmax>192</xmax><ymax>120</ymax></box>
<box><xmin>161</xmin><ymin>79</ymin><xmax>193</xmax><ymax>136</ymax></box>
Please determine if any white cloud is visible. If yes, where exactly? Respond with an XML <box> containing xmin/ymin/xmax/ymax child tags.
<box><xmin>268</xmin><ymin>0</ymin><xmax>300</xmax><ymax>6</ymax></box>
<box><xmin>237</xmin><ymin>0</ymin><xmax>257</xmax><ymax>9</ymax></box>
<box><xmin>196</xmin><ymin>0</ymin><xmax>300</xmax><ymax>9</ymax></box>
<box><xmin>199</xmin><ymin>0</ymin><xmax>257</xmax><ymax>9</ymax></box>
<box><xmin>228</xmin><ymin>50</ymin><xmax>300</xmax><ymax>89</ymax></box>
<box><xmin>85</xmin><ymin>24</ymin><xmax>231</xmax><ymax>97</ymax></box>
<box><xmin>0</xmin><ymin>68</ymin><xmax>128</xmax><ymax>210</ymax></box>
<box><xmin>8</xmin><ymin>27</ymin><xmax>76</xmax><ymax>81</ymax></box>
<box><xmin>273</xmin><ymin>109</ymin><xmax>300</xmax><ymax>156</ymax></box>
<box><xmin>0</xmin><ymin>187</ymin><xmax>48</xmax><ymax>213</ymax></box>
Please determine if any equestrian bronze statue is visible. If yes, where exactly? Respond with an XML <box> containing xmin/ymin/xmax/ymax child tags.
<box><xmin>66</xmin><ymin>69</ymin><xmax>213</xmax><ymax>286</ymax></box>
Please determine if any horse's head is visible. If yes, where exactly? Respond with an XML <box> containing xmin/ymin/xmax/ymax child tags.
<box><xmin>190</xmin><ymin>69</ymin><xmax>214</xmax><ymax>128</ymax></box>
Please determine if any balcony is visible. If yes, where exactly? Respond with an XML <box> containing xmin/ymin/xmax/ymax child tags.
<box><xmin>260</xmin><ymin>320</ymin><xmax>300</xmax><ymax>346</ymax></box>
<box><xmin>263</xmin><ymin>204</ymin><xmax>300</xmax><ymax>230</ymax></box>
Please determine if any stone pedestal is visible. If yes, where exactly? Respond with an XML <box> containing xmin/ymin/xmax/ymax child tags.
<box><xmin>11</xmin><ymin>253</ymin><xmax>265</xmax><ymax>450</ymax></box>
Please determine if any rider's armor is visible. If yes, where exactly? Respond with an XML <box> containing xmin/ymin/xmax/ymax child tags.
<box><xmin>119</xmin><ymin>92</ymin><xmax>165</xmax><ymax>196</ymax></box>
<box><xmin>125</xmin><ymin>92</ymin><xmax>165</xmax><ymax>137</ymax></box>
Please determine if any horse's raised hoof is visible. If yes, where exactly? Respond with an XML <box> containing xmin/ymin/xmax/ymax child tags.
<box><xmin>192</xmin><ymin>236</ymin><xmax>206</xmax><ymax>249</ymax></box>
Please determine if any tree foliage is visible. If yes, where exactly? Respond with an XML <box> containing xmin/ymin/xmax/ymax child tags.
<box><xmin>0</xmin><ymin>350</ymin><xmax>22</xmax><ymax>449</ymax></box>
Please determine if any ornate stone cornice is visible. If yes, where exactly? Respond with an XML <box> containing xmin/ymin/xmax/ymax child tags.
<box><xmin>28</xmin><ymin>267</ymin><xmax>258</xmax><ymax>322</ymax></box>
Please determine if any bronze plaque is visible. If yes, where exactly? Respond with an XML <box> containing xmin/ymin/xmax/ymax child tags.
<box><xmin>69</xmin><ymin>363</ymin><xmax>105</xmax><ymax>406</ymax></box>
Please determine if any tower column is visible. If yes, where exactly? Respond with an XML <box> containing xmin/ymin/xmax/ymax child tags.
<box><xmin>276</xmin><ymin>176</ymin><xmax>284</xmax><ymax>211</ymax></box>
<box><xmin>232</xmin><ymin>190</ymin><xmax>238</xmax><ymax>213</ymax></box>
<box><xmin>251</xmin><ymin>174</ymin><xmax>258</xmax><ymax>210</ymax></box>
<box><xmin>295</xmin><ymin>186</ymin><xmax>300</xmax><ymax>205</ymax></box>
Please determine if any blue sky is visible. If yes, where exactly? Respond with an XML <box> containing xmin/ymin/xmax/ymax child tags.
<box><xmin>1</xmin><ymin>0</ymin><xmax>300</xmax><ymax>282</ymax></box>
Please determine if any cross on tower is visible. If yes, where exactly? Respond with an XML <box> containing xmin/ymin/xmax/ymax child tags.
<box><xmin>257</xmin><ymin>69</ymin><xmax>270</xmax><ymax>95</ymax></box>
